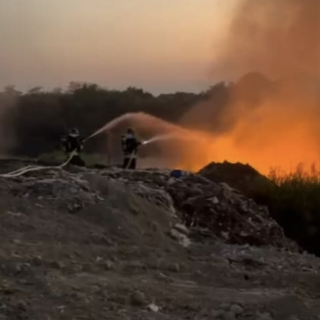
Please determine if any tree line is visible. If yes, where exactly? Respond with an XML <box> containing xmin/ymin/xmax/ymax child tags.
<box><xmin>3</xmin><ymin>74</ymin><xmax>320</xmax><ymax>257</ymax></box>
<box><xmin>0</xmin><ymin>81</ymin><xmax>230</xmax><ymax>157</ymax></box>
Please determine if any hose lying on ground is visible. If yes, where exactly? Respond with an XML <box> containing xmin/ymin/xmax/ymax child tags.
<box><xmin>0</xmin><ymin>150</ymin><xmax>77</xmax><ymax>178</ymax></box>
<box><xmin>0</xmin><ymin>130</ymin><xmax>158</xmax><ymax>178</ymax></box>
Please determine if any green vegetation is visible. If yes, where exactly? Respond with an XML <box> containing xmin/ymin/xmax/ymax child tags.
<box><xmin>257</xmin><ymin>165</ymin><xmax>320</xmax><ymax>254</ymax></box>
<box><xmin>37</xmin><ymin>151</ymin><xmax>113</xmax><ymax>168</ymax></box>
<box><xmin>0</xmin><ymin>83</ymin><xmax>218</xmax><ymax>157</ymax></box>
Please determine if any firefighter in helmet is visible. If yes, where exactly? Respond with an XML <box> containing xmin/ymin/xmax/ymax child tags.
<box><xmin>62</xmin><ymin>127</ymin><xmax>85</xmax><ymax>166</ymax></box>
<box><xmin>121</xmin><ymin>128</ymin><xmax>142</xmax><ymax>169</ymax></box>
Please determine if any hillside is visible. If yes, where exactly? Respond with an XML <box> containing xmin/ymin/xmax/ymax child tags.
<box><xmin>0</xmin><ymin>161</ymin><xmax>319</xmax><ymax>319</ymax></box>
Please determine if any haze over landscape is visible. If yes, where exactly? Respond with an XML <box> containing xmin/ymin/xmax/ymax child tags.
<box><xmin>0</xmin><ymin>0</ymin><xmax>236</xmax><ymax>93</ymax></box>
<box><xmin>1</xmin><ymin>0</ymin><xmax>320</xmax><ymax>175</ymax></box>
<box><xmin>3</xmin><ymin>3</ymin><xmax>320</xmax><ymax>319</ymax></box>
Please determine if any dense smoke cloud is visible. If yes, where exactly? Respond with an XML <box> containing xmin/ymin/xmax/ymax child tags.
<box><xmin>214</xmin><ymin>0</ymin><xmax>320</xmax><ymax>79</ymax></box>
<box><xmin>176</xmin><ymin>0</ymin><xmax>320</xmax><ymax>174</ymax></box>
<box><xmin>3</xmin><ymin>0</ymin><xmax>320</xmax><ymax>174</ymax></box>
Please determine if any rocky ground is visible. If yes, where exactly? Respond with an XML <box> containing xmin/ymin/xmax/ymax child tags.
<box><xmin>0</xmin><ymin>161</ymin><xmax>319</xmax><ymax>319</ymax></box>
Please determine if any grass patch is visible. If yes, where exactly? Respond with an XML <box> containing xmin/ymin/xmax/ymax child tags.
<box><xmin>37</xmin><ymin>151</ymin><xmax>66</xmax><ymax>165</ymax></box>
<box><xmin>254</xmin><ymin>163</ymin><xmax>320</xmax><ymax>254</ymax></box>
<box><xmin>37</xmin><ymin>151</ymin><xmax>117</xmax><ymax>168</ymax></box>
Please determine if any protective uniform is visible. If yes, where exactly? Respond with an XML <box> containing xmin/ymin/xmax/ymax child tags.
<box><xmin>121</xmin><ymin>128</ymin><xmax>141</xmax><ymax>169</ymax></box>
<box><xmin>62</xmin><ymin>128</ymin><xmax>85</xmax><ymax>166</ymax></box>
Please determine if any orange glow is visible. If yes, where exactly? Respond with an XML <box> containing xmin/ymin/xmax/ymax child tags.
<box><xmin>170</xmin><ymin>0</ymin><xmax>320</xmax><ymax>175</ymax></box>
<box><xmin>175</xmin><ymin>79</ymin><xmax>320</xmax><ymax>175</ymax></box>
<box><xmin>107</xmin><ymin>83</ymin><xmax>320</xmax><ymax>175</ymax></box>
<box><xmin>54</xmin><ymin>0</ymin><xmax>320</xmax><ymax>176</ymax></box>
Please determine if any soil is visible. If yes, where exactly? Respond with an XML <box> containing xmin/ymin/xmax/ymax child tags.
<box><xmin>0</xmin><ymin>160</ymin><xmax>318</xmax><ymax>320</ymax></box>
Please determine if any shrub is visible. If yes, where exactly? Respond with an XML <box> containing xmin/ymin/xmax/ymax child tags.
<box><xmin>258</xmin><ymin>163</ymin><xmax>320</xmax><ymax>255</ymax></box>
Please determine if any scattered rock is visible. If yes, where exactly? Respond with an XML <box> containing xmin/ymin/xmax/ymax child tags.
<box><xmin>67</xmin><ymin>202</ymin><xmax>82</xmax><ymax>213</ymax></box>
<box><xmin>31</xmin><ymin>255</ymin><xmax>42</xmax><ymax>266</ymax></box>
<box><xmin>211</xmin><ymin>309</ymin><xmax>224</xmax><ymax>318</ymax></box>
<box><xmin>229</xmin><ymin>304</ymin><xmax>244</xmax><ymax>315</ymax></box>
<box><xmin>169</xmin><ymin>228</ymin><xmax>191</xmax><ymax>247</ymax></box>
<box><xmin>173</xmin><ymin>223</ymin><xmax>189</xmax><ymax>236</ymax></box>
<box><xmin>130</xmin><ymin>290</ymin><xmax>147</xmax><ymax>306</ymax></box>
<box><xmin>104</xmin><ymin>260</ymin><xmax>115</xmax><ymax>271</ymax></box>
<box><xmin>126</xmin><ymin>261</ymin><xmax>145</xmax><ymax>270</ymax></box>
<box><xmin>16</xmin><ymin>300</ymin><xmax>27</xmax><ymax>312</ymax></box>
<box><xmin>167</xmin><ymin>262</ymin><xmax>180</xmax><ymax>273</ymax></box>
<box><xmin>211</xmin><ymin>196</ymin><xmax>220</xmax><ymax>204</ymax></box>
<box><xmin>50</xmin><ymin>261</ymin><xmax>65</xmax><ymax>270</ymax></box>
<box><xmin>147</xmin><ymin>303</ymin><xmax>160</xmax><ymax>313</ymax></box>
<box><xmin>15</xmin><ymin>263</ymin><xmax>31</xmax><ymax>275</ymax></box>
<box><xmin>256</xmin><ymin>312</ymin><xmax>273</xmax><ymax>320</ymax></box>
<box><xmin>219</xmin><ymin>303</ymin><xmax>230</xmax><ymax>311</ymax></box>
<box><xmin>222</xmin><ymin>311</ymin><xmax>236</xmax><ymax>320</ymax></box>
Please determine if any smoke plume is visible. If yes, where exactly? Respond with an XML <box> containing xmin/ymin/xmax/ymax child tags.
<box><xmin>215</xmin><ymin>0</ymin><xmax>320</xmax><ymax>79</ymax></box>
<box><xmin>95</xmin><ymin>0</ymin><xmax>320</xmax><ymax>175</ymax></box>
<box><xmin>178</xmin><ymin>0</ymin><xmax>320</xmax><ymax>174</ymax></box>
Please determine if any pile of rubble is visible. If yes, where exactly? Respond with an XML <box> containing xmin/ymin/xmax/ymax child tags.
<box><xmin>167</xmin><ymin>176</ymin><xmax>286</xmax><ymax>247</ymax></box>
<box><xmin>0</xmin><ymin>164</ymin><xmax>297</xmax><ymax>250</ymax></box>
<box><xmin>99</xmin><ymin>168</ymin><xmax>297</xmax><ymax>250</ymax></box>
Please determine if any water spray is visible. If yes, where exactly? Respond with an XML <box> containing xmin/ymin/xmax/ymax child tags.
<box><xmin>83</xmin><ymin>113</ymin><xmax>138</xmax><ymax>142</ymax></box>
<box><xmin>0</xmin><ymin>113</ymin><xmax>137</xmax><ymax>177</ymax></box>
<box><xmin>0</xmin><ymin>112</ymin><xmax>200</xmax><ymax>178</ymax></box>
<box><xmin>142</xmin><ymin>133</ymin><xmax>179</xmax><ymax>145</ymax></box>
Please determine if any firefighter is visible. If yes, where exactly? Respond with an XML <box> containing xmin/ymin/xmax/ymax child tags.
<box><xmin>121</xmin><ymin>128</ymin><xmax>142</xmax><ymax>169</ymax></box>
<box><xmin>62</xmin><ymin>128</ymin><xmax>85</xmax><ymax>166</ymax></box>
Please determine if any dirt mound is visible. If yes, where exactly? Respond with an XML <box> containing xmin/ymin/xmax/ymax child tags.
<box><xmin>0</xmin><ymin>163</ymin><xmax>292</xmax><ymax>249</ymax></box>
<box><xmin>0</xmin><ymin>170</ymin><xmax>176</xmax><ymax>247</ymax></box>
<box><xmin>99</xmin><ymin>168</ymin><xmax>295</xmax><ymax>250</ymax></box>
<box><xmin>0</xmin><ymin>162</ymin><xmax>318</xmax><ymax>319</ymax></box>
<box><xmin>198</xmin><ymin>161</ymin><xmax>276</xmax><ymax>202</ymax></box>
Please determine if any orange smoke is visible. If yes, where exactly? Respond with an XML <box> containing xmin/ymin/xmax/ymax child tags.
<box><xmin>176</xmin><ymin>0</ymin><xmax>320</xmax><ymax>175</ymax></box>
<box><xmin>101</xmin><ymin>0</ymin><xmax>320</xmax><ymax>175</ymax></box>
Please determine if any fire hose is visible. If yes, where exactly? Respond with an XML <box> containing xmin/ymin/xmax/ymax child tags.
<box><xmin>0</xmin><ymin>134</ymin><xmax>148</xmax><ymax>178</ymax></box>
<box><xmin>0</xmin><ymin>150</ymin><xmax>78</xmax><ymax>178</ymax></box>
<box><xmin>0</xmin><ymin>127</ymin><xmax>107</xmax><ymax>178</ymax></box>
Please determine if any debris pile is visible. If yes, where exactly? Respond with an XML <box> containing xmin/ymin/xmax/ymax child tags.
<box><xmin>167</xmin><ymin>175</ymin><xmax>286</xmax><ymax>248</ymax></box>
<box><xmin>0</xmin><ymin>165</ymin><xmax>297</xmax><ymax>250</ymax></box>
<box><xmin>99</xmin><ymin>168</ymin><xmax>296</xmax><ymax>250</ymax></box>
<box><xmin>198</xmin><ymin>161</ymin><xmax>278</xmax><ymax>205</ymax></box>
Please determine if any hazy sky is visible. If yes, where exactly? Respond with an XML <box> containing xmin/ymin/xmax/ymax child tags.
<box><xmin>0</xmin><ymin>0</ymin><xmax>236</xmax><ymax>93</ymax></box>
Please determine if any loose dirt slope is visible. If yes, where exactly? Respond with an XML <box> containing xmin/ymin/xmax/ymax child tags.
<box><xmin>198</xmin><ymin>161</ymin><xmax>275</xmax><ymax>199</ymax></box>
<box><xmin>0</xmin><ymin>162</ymin><xmax>318</xmax><ymax>320</ymax></box>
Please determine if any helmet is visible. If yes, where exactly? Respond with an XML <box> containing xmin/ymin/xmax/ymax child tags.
<box><xmin>69</xmin><ymin>127</ymin><xmax>79</xmax><ymax>136</ymax></box>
